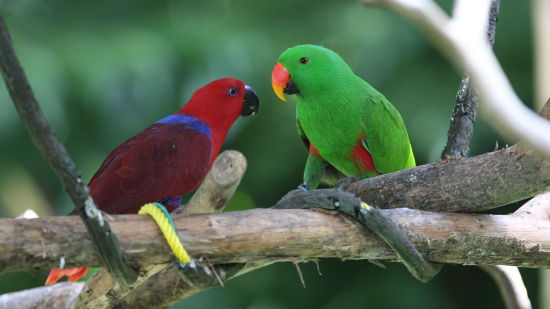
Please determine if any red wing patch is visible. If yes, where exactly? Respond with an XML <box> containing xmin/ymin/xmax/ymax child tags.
<box><xmin>309</xmin><ymin>142</ymin><xmax>321</xmax><ymax>157</ymax></box>
<box><xmin>351</xmin><ymin>138</ymin><xmax>380</xmax><ymax>175</ymax></box>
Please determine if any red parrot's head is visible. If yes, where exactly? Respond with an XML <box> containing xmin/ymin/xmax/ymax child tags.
<box><xmin>180</xmin><ymin>78</ymin><xmax>259</xmax><ymax>128</ymax></box>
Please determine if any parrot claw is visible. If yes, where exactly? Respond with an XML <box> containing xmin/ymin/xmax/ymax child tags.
<box><xmin>298</xmin><ymin>183</ymin><xmax>310</xmax><ymax>191</ymax></box>
<box><xmin>173</xmin><ymin>259</ymin><xmax>219</xmax><ymax>289</ymax></box>
<box><xmin>173</xmin><ymin>259</ymin><xmax>244</xmax><ymax>289</ymax></box>
<box><xmin>272</xmin><ymin>188</ymin><xmax>442</xmax><ymax>282</ymax></box>
<box><xmin>346</xmin><ymin>202</ymin><xmax>442</xmax><ymax>283</ymax></box>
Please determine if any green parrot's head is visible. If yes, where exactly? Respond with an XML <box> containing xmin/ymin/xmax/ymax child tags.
<box><xmin>271</xmin><ymin>44</ymin><xmax>353</xmax><ymax>101</ymax></box>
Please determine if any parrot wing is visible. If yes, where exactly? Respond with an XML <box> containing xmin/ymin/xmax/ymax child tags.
<box><xmin>360</xmin><ymin>94</ymin><xmax>416</xmax><ymax>174</ymax></box>
<box><xmin>88</xmin><ymin>123</ymin><xmax>212</xmax><ymax>214</ymax></box>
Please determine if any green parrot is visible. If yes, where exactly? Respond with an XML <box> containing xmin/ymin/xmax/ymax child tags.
<box><xmin>271</xmin><ymin>44</ymin><xmax>415</xmax><ymax>189</ymax></box>
<box><xmin>271</xmin><ymin>45</ymin><xmax>440</xmax><ymax>282</ymax></box>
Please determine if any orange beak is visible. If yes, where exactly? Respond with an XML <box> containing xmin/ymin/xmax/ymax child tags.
<box><xmin>271</xmin><ymin>62</ymin><xmax>290</xmax><ymax>102</ymax></box>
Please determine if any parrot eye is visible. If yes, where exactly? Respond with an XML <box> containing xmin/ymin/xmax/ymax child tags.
<box><xmin>299</xmin><ymin>57</ymin><xmax>309</xmax><ymax>64</ymax></box>
<box><xmin>227</xmin><ymin>87</ymin><xmax>238</xmax><ymax>96</ymax></box>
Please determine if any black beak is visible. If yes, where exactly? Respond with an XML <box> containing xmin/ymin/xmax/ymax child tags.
<box><xmin>284</xmin><ymin>80</ymin><xmax>299</xmax><ymax>95</ymax></box>
<box><xmin>241</xmin><ymin>84</ymin><xmax>260</xmax><ymax>116</ymax></box>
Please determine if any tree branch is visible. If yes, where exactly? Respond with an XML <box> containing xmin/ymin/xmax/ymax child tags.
<box><xmin>0</xmin><ymin>17</ymin><xmax>136</xmax><ymax>285</ymax></box>
<box><xmin>0</xmin><ymin>282</ymin><xmax>84</xmax><ymax>309</ymax></box>
<box><xmin>437</xmin><ymin>2</ymin><xmax>531</xmax><ymax>308</ymax></box>
<box><xmin>363</xmin><ymin>0</ymin><xmax>550</xmax><ymax>159</ymax></box>
<box><xmin>3</xmin><ymin>195</ymin><xmax>550</xmax><ymax>308</ymax></box>
<box><xmin>0</xmin><ymin>144</ymin><xmax>547</xmax><ymax>275</ymax></box>
<box><xmin>344</xmin><ymin>145</ymin><xmax>550</xmax><ymax>213</ymax></box>
<box><xmin>480</xmin><ymin>265</ymin><xmax>532</xmax><ymax>309</ymax></box>
<box><xmin>441</xmin><ymin>0</ymin><xmax>500</xmax><ymax>159</ymax></box>
<box><xmin>2</xmin><ymin>203</ymin><xmax>550</xmax><ymax>272</ymax></box>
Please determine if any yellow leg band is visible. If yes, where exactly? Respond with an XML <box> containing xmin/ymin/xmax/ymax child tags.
<box><xmin>138</xmin><ymin>203</ymin><xmax>192</xmax><ymax>265</ymax></box>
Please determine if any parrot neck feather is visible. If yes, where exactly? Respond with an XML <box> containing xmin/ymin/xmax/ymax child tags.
<box><xmin>175</xmin><ymin>106</ymin><xmax>238</xmax><ymax>165</ymax></box>
<box><xmin>156</xmin><ymin>114</ymin><xmax>212</xmax><ymax>140</ymax></box>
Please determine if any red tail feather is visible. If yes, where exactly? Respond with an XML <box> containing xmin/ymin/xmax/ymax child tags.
<box><xmin>45</xmin><ymin>267</ymin><xmax>89</xmax><ymax>285</ymax></box>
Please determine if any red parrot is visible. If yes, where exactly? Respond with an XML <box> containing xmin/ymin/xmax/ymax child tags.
<box><xmin>45</xmin><ymin>78</ymin><xmax>259</xmax><ymax>285</ymax></box>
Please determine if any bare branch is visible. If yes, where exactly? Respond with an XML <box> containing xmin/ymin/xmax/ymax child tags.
<box><xmin>1</xmin><ymin>206</ymin><xmax>550</xmax><ymax>272</ymax></box>
<box><xmin>363</xmin><ymin>0</ymin><xmax>550</xmax><ymax>159</ymax></box>
<box><xmin>184</xmin><ymin>150</ymin><xmax>247</xmax><ymax>214</ymax></box>
<box><xmin>515</xmin><ymin>192</ymin><xmax>550</xmax><ymax>220</ymax></box>
<box><xmin>441</xmin><ymin>0</ymin><xmax>500</xmax><ymax>159</ymax></box>
<box><xmin>437</xmin><ymin>3</ymin><xmax>531</xmax><ymax>307</ymax></box>
<box><xmin>345</xmin><ymin>145</ymin><xmax>550</xmax><ymax>213</ymax></box>
<box><xmin>533</xmin><ymin>0</ymin><xmax>550</xmax><ymax>110</ymax></box>
<box><xmin>0</xmin><ymin>17</ymin><xmax>136</xmax><ymax>285</ymax></box>
<box><xmin>4</xmin><ymin>193</ymin><xmax>550</xmax><ymax>309</ymax></box>
<box><xmin>0</xmin><ymin>282</ymin><xmax>84</xmax><ymax>309</ymax></box>
<box><xmin>0</xmin><ymin>146</ymin><xmax>547</xmax><ymax>275</ymax></box>
<box><xmin>480</xmin><ymin>265</ymin><xmax>532</xmax><ymax>309</ymax></box>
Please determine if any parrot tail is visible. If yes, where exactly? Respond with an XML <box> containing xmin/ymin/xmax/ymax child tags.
<box><xmin>45</xmin><ymin>267</ymin><xmax>89</xmax><ymax>285</ymax></box>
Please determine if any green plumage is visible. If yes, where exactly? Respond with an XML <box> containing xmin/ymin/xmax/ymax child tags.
<box><xmin>276</xmin><ymin>45</ymin><xmax>415</xmax><ymax>188</ymax></box>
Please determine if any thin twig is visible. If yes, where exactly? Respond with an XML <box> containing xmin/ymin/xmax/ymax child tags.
<box><xmin>441</xmin><ymin>0</ymin><xmax>499</xmax><ymax>160</ymax></box>
<box><xmin>0</xmin><ymin>17</ymin><xmax>137</xmax><ymax>285</ymax></box>
<box><xmin>480</xmin><ymin>265</ymin><xmax>532</xmax><ymax>309</ymax></box>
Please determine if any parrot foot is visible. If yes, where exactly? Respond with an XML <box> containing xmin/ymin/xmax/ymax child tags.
<box><xmin>174</xmin><ymin>260</ymin><xmax>218</xmax><ymax>289</ymax></box>
<box><xmin>336</xmin><ymin>176</ymin><xmax>360</xmax><ymax>190</ymax></box>
<box><xmin>272</xmin><ymin>188</ymin><xmax>442</xmax><ymax>282</ymax></box>
<box><xmin>298</xmin><ymin>183</ymin><xmax>310</xmax><ymax>191</ymax></box>
<box><xmin>352</xmin><ymin>204</ymin><xmax>442</xmax><ymax>282</ymax></box>
<box><xmin>173</xmin><ymin>260</ymin><xmax>244</xmax><ymax>289</ymax></box>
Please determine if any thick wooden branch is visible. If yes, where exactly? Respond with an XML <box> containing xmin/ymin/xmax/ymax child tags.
<box><xmin>0</xmin><ymin>17</ymin><xmax>136</xmax><ymax>285</ymax></box>
<box><xmin>1</xmin><ymin>207</ymin><xmax>550</xmax><ymax>273</ymax></box>
<box><xmin>345</xmin><ymin>145</ymin><xmax>550</xmax><ymax>213</ymax></box>
<box><xmin>0</xmin><ymin>146</ymin><xmax>547</xmax><ymax>274</ymax></box>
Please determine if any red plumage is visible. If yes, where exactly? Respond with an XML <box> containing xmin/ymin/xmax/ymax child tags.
<box><xmin>351</xmin><ymin>138</ymin><xmax>380</xmax><ymax>175</ymax></box>
<box><xmin>46</xmin><ymin>78</ymin><xmax>258</xmax><ymax>285</ymax></box>
<box><xmin>88</xmin><ymin>124</ymin><xmax>212</xmax><ymax>214</ymax></box>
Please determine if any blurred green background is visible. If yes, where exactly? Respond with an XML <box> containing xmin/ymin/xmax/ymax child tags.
<box><xmin>0</xmin><ymin>0</ymin><xmax>540</xmax><ymax>308</ymax></box>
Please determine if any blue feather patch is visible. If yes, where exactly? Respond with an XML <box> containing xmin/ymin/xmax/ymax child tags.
<box><xmin>156</xmin><ymin>114</ymin><xmax>211</xmax><ymax>140</ymax></box>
